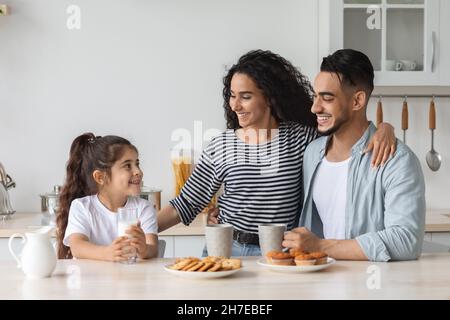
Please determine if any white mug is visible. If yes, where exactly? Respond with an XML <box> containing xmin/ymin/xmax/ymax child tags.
<box><xmin>385</xmin><ymin>60</ymin><xmax>403</xmax><ymax>71</ymax></box>
<box><xmin>205</xmin><ymin>224</ymin><xmax>233</xmax><ymax>258</ymax></box>
<box><xmin>400</xmin><ymin>60</ymin><xmax>417</xmax><ymax>71</ymax></box>
<box><xmin>258</xmin><ymin>223</ymin><xmax>287</xmax><ymax>257</ymax></box>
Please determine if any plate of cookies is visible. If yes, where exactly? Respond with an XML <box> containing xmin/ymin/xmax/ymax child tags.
<box><xmin>164</xmin><ymin>256</ymin><xmax>242</xmax><ymax>279</ymax></box>
<box><xmin>257</xmin><ymin>249</ymin><xmax>335</xmax><ymax>273</ymax></box>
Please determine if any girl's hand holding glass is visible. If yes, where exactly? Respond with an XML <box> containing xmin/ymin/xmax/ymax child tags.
<box><xmin>127</xmin><ymin>221</ymin><xmax>148</xmax><ymax>259</ymax></box>
<box><xmin>106</xmin><ymin>236</ymin><xmax>130</xmax><ymax>262</ymax></box>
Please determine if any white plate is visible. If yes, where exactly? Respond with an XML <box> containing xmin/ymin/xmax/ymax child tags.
<box><xmin>164</xmin><ymin>265</ymin><xmax>242</xmax><ymax>279</ymax></box>
<box><xmin>257</xmin><ymin>257</ymin><xmax>336</xmax><ymax>273</ymax></box>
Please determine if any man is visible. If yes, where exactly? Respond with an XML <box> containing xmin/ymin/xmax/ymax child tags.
<box><xmin>282</xmin><ymin>49</ymin><xmax>425</xmax><ymax>262</ymax></box>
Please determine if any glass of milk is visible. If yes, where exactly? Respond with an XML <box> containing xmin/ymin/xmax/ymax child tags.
<box><xmin>117</xmin><ymin>207</ymin><xmax>139</xmax><ymax>264</ymax></box>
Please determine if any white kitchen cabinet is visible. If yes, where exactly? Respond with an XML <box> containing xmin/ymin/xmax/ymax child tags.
<box><xmin>158</xmin><ymin>236</ymin><xmax>205</xmax><ymax>258</ymax></box>
<box><xmin>158</xmin><ymin>236</ymin><xmax>174</xmax><ymax>258</ymax></box>
<box><xmin>423</xmin><ymin>232</ymin><xmax>450</xmax><ymax>253</ymax></box>
<box><xmin>439</xmin><ymin>0</ymin><xmax>450</xmax><ymax>85</ymax></box>
<box><xmin>430</xmin><ymin>232</ymin><xmax>450</xmax><ymax>247</ymax></box>
<box><xmin>173</xmin><ymin>236</ymin><xmax>205</xmax><ymax>258</ymax></box>
<box><xmin>319</xmin><ymin>0</ymin><xmax>443</xmax><ymax>86</ymax></box>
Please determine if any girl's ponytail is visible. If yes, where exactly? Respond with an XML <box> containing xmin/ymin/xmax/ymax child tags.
<box><xmin>57</xmin><ymin>133</ymin><xmax>96</xmax><ymax>259</ymax></box>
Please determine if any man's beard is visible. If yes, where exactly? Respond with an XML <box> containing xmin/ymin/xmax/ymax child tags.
<box><xmin>317</xmin><ymin>116</ymin><xmax>347</xmax><ymax>136</ymax></box>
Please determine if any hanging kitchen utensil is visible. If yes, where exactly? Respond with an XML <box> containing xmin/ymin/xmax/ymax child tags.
<box><xmin>0</xmin><ymin>161</ymin><xmax>15</xmax><ymax>217</ymax></box>
<box><xmin>426</xmin><ymin>97</ymin><xmax>442</xmax><ymax>172</ymax></box>
<box><xmin>401</xmin><ymin>97</ymin><xmax>408</xmax><ymax>144</ymax></box>
<box><xmin>376</xmin><ymin>97</ymin><xmax>383</xmax><ymax>128</ymax></box>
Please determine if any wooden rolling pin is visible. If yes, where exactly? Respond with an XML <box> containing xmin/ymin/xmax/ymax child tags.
<box><xmin>402</xmin><ymin>99</ymin><xmax>408</xmax><ymax>144</ymax></box>
<box><xmin>376</xmin><ymin>99</ymin><xmax>383</xmax><ymax>127</ymax></box>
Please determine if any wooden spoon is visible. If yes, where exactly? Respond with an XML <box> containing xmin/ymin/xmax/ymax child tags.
<box><xmin>401</xmin><ymin>98</ymin><xmax>408</xmax><ymax>144</ymax></box>
<box><xmin>376</xmin><ymin>98</ymin><xmax>383</xmax><ymax>128</ymax></box>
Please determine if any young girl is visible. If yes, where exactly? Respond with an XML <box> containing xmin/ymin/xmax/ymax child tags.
<box><xmin>56</xmin><ymin>133</ymin><xmax>158</xmax><ymax>261</ymax></box>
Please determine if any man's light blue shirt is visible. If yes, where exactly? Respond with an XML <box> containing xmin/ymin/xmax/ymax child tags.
<box><xmin>299</xmin><ymin>122</ymin><xmax>426</xmax><ymax>261</ymax></box>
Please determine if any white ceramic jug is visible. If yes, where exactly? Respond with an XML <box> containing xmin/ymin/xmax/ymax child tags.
<box><xmin>8</xmin><ymin>226</ymin><xmax>57</xmax><ymax>278</ymax></box>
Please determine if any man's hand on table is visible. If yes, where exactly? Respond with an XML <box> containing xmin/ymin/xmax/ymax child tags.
<box><xmin>282</xmin><ymin>227</ymin><xmax>322</xmax><ymax>252</ymax></box>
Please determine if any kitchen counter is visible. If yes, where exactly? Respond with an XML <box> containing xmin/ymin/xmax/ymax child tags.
<box><xmin>1</xmin><ymin>210</ymin><xmax>450</xmax><ymax>238</ymax></box>
<box><xmin>0</xmin><ymin>253</ymin><xmax>449</xmax><ymax>299</ymax></box>
<box><xmin>424</xmin><ymin>210</ymin><xmax>450</xmax><ymax>232</ymax></box>
<box><xmin>0</xmin><ymin>212</ymin><xmax>207</xmax><ymax>238</ymax></box>
<box><xmin>160</xmin><ymin>212</ymin><xmax>206</xmax><ymax>236</ymax></box>
<box><xmin>0</xmin><ymin>213</ymin><xmax>48</xmax><ymax>237</ymax></box>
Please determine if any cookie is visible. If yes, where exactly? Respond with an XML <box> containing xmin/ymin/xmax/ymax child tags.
<box><xmin>198</xmin><ymin>262</ymin><xmax>215</xmax><ymax>272</ymax></box>
<box><xmin>170</xmin><ymin>258</ymin><xmax>195</xmax><ymax>270</ymax></box>
<box><xmin>181</xmin><ymin>260</ymin><xmax>201</xmax><ymax>271</ymax></box>
<box><xmin>187</xmin><ymin>262</ymin><xmax>205</xmax><ymax>272</ymax></box>
<box><xmin>222</xmin><ymin>259</ymin><xmax>241</xmax><ymax>270</ymax></box>
<box><xmin>207</xmin><ymin>262</ymin><xmax>222</xmax><ymax>272</ymax></box>
<box><xmin>203</xmin><ymin>256</ymin><xmax>225</xmax><ymax>263</ymax></box>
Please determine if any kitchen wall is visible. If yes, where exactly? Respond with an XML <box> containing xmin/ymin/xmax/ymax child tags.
<box><xmin>0</xmin><ymin>0</ymin><xmax>319</xmax><ymax>211</ymax></box>
<box><xmin>0</xmin><ymin>0</ymin><xmax>448</xmax><ymax>212</ymax></box>
<box><xmin>367</xmin><ymin>89</ymin><xmax>450</xmax><ymax>209</ymax></box>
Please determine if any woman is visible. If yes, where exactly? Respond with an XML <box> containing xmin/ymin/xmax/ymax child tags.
<box><xmin>157</xmin><ymin>50</ymin><xmax>395</xmax><ymax>256</ymax></box>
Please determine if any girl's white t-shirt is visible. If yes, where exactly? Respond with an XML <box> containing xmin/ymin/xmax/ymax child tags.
<box><xmin>63</xmin><ymin>195</ymin><xmax>158</xmax><ymax>247</ymax></box>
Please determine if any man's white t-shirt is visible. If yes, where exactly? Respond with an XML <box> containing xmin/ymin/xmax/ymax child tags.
<box><xmin>63</xmin><ymin>195</ymin><xmax>158</xmax><ymax>247</ymax></box>
<box><xmin>312</xmin><ymin>157</ymin><xmax>351</xmax><ymax>240</ymax></box>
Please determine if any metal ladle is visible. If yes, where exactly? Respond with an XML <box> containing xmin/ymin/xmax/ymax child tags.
<box><xmin>426</xmin><ymin>97</ymin><xmax>442</xmax><ymax>171</ymax></box>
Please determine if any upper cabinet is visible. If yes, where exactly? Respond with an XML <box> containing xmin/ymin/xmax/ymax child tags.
<box><xmin>319</xmin><ymin>0</ymin><xmax>443</xmax><ymax>86</ymax></box>
<box><xmin>439</xmin><ymin>0</ymin><xmax>450</xmax><ymax>85</ymax></box>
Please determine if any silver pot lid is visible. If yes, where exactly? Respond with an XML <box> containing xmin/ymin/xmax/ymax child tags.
<box><xmin>39</xmin><ymin>185</ymin><xmax>62</xmax><ymax>198</ymax></box>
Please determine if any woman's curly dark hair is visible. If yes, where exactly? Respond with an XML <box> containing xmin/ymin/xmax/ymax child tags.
<box><xmin>223</xmin><ymin>50</ymin><xmax>317</xmax><ymax>129</ymax></box>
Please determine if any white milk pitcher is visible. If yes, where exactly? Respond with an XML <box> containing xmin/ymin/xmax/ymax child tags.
<box><xmin>8</xmin><ymin>226</ymin><xmax>57</xmax><ymax>278</ymax></box>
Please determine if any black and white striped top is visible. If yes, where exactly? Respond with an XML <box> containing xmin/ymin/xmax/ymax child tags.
<box><xmin>169</xmin><ymin>122</ymin><xmax>318</xmax><ymax>233</ymax></box>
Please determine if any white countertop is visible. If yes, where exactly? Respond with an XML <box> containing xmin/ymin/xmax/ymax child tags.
<box><xmin>0</xmin><ymin>212</ymin><xmax>207</xmax><ymax>238</ymax></box>
<box><xmin>1</xmin><ymin>210</ymin><xmax>449</xmax><ymax>238</ymax></box>
<box><xmin>160</xmin><ymin>213</ymin><xmax>206</xmax><ymax>236</ymax></box>
<box><xmin>0</xmin><ymin>213</ymin><xmax>47</xmax><ymax>237</ymax></box>
<box><xmin>424</xmin><ymin>209</ymin><xmax>450</xmax><ymax>232</ymax></box>
<box><xmin>0</xmin><ymin>253</ymin><xmax>449</xmax><ymax>299</ymax></box>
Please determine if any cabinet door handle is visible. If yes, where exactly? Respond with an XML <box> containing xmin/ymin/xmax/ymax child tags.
<box><xmin>431</xmin><ymin>31</ymin><xmax>436</xmax><ymax>73</ymax></box>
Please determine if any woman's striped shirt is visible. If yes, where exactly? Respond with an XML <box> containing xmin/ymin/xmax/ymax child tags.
<box><xmin>169</xmin><ymin>122</ymin><xmax>318</xmax><ymax>233</ymax></box>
